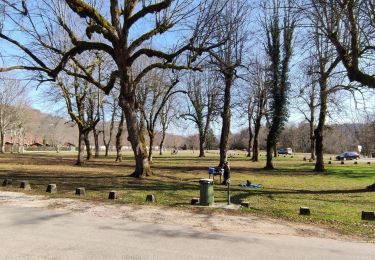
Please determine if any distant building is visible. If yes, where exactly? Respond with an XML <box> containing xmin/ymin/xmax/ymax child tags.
<box><xmin>30</xmin><ymin>142</ymin><xmax>43</xmax><ymax>147</ymax></box>
<box><xmin>63</xmin><ymin>142</ymin><xmax>76</xmax><ymax>147</ymax></box>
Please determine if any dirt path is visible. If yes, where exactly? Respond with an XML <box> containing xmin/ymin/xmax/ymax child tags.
<box><xmin>1</xmin><ymin>191</ymin><xmax>375</xmax><ymax>260</ymax></box>
<box><xmin>0</xmin><ymin>191</ymin><xmax>350</xmax><ymax>240</ymax></box>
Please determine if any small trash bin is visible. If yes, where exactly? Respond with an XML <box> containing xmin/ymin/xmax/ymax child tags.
<box><xmin>199</xmin><ymin>179</ymin><xmax>214</xmax><ymax>206</ymax></box>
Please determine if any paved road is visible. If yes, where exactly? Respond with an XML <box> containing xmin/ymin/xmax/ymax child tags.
<box><xmin>0</xmin><ymin>205</ymin><xmax>374</xmax><ymax>260</ymax></box>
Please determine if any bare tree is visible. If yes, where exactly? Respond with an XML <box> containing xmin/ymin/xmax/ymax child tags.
<box><xmin>294</xmin><ymin>54</ymin><xmax>320</xmax><ymax>161</ymax></box>
<box><xmin>309</xmin><ymin>19</ymin><xmax>342</xmax><ymax>172</ymax></box>
<box><xmin>0</xmin><ymin>0</ymin><xmax>223</xmax><ymax>178</ymax></box>
<box><xmin>208</xmin><ymin>0</ymin><xmax>249</xmax><ymax>171</ymax></box>
<box><xmin>181</xmin><ymin>71</ymin><xmax>219</xmax><ymax>157</ymax></box>
<box><xmin>159</xmin><ymin>98</ymin><xmax>177</xmax><ymax>155</ymax></box>
<box><xmin>247</xmin><ymin>58</ymin><xmax>269</xmax><ymax>162</ymax></box>
<box><xmin>101</xmin><ymin>91</ymin><xmax>119</xmax><ymax>157</ymax></box>
<box><xmin>138</xmin><ymin>70</ymin><xmax>180</xmax><ymax>162</ymax></box>
<box><xmin>56</xmin><ymin>63</ymin><xmax>101</xmax><ymax>165</ymax></box>
<box><xmin>0</xmin><ymin>78</ymin><xmax>26</xmax><ymax>153</ymax></box>
<box><xmin>246</xmin><ymin>97</ymin><xmax>255</xmax><ymax>158</ymax></box>
<box><xmin>308</xmin><ymin>0</ymin><xmax>375</xmax><ymax>88</ymax></box>
<box><xmin>87</xmin><ymin>88</ymin><xmax>102</xmax><ymax>159</ymax></box>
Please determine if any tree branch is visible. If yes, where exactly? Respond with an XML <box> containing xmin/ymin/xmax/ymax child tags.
<box><xmin>127</xmin><ymin>0</ymin><xmax>172</xmax><ymax>28</ymax></box>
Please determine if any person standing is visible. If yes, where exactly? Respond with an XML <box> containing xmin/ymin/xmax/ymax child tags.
<box><xmin>222</xmin><ymin>161</ymin><xmax>230</xmax><ymax>185</ymax></box>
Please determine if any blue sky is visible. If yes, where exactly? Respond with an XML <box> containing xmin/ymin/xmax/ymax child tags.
<box><xmin>1</xmin><ymin>0</ymin><xmax>374</xmax><ymax>137</ymax></box>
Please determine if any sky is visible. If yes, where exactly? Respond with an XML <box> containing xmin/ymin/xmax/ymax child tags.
<box><xmin>1</xmin><ymin>0</ymin><xmax>374</xmax><ymax>137</ymax></box>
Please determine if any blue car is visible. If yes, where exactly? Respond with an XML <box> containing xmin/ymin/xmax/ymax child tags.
<box><xmin>336</xmin><ymin>151</ymin><xmax>360</xmax><ymax>160</ymax></box>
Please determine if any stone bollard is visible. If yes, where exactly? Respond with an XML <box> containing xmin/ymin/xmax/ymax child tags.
<box><xmin>75</xmin><ymin>187</ymin><xmax>85</xmax><ymax>196</ymax></box>
<box><xmin>361</xmin><ymin>211</ymin><xmax>375</xmax><ymax>221</ymax></box>
<box><xmin>46</xmin><ymin>184</ymin><xmax>57</xmax><ymax>193</ymax></box>
<box><xmin>240</xmin><ymin>201</ymin><xmax>250</xmax><ymax>208</ymax></box>
<box><xmin>20</xmin><ymin>181</ymin><xmax>31</xmax><ymax>190</ymax></box>
<box><xmin>299</xmin><ymin>207</ymin><xmax>310</xmax><ymax>215</ymax></box>
<box><xmin>146</xmin><ymin>194</ymin><xmax>156</xmax><ymax>202</ymax></box>
<box><xmin>328</xmin><ymin>161</ymin><xmax>332</xmax><ymax>164</ymax></box>
<box><xmin>191</xmin><ymin>198</ymin><xmax>199</xmax><ymax>205</ymax></box>
<box><xmin>108</xmin><ymin>191</ymin><xmax>118</xmax><ymax>200</ymax></box>
<box><xmin>2</xmin><ymin>179</ymin><xmax>12</xmax><ymax>187</ymax></box>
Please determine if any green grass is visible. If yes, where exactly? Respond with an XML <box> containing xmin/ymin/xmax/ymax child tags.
<box><xmin>0</xmin><ymin>151</ymin><xmax>374</xmax><ymax>240</ymax></box>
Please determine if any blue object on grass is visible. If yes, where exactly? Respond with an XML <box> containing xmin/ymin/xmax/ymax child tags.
<box><xmin>239</xmin><ymin>183</ymin><xmax>262</xmax><ymax>188</ymax></box>
<box><xmin>208</xmin><ymin>167</ymin><xmax>216</xmax><ymax>174</ymax></box>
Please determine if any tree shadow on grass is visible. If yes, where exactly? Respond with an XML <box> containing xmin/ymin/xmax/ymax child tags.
<box><xmin>325</xmin><ymin>169</ymin><xmax>375</xmax><ymax>179</ymax></box>
<box><xmin>0</xmin><ymin>169</ymin><xmax>201</xmax><ymax>193</ymax></box>
<box><xmin>231</xmin><ymin>187</ymin><xmax>374</xmax><ymax>204</ymax></box>
<box><xmin>235</xmin><ymin>166</ymin><xmax>375</xmax><ymax>179</ymax></box>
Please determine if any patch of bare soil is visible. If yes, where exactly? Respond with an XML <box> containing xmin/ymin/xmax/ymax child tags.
<box><xmin>0</xmin><ymin>191</ymin><xmax>362</xmax><ymax>242</ymax></box>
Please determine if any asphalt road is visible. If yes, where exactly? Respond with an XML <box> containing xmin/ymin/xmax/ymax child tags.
<box><xmin>0</xmin><ymin>205</ymin><xmax>374</xmax><ymax>260</ymax></box>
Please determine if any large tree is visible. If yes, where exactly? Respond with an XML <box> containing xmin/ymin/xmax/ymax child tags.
<box><xmin>312</xmin><ymin>31</ymin><xmax>342</xmax><ymax>172</ymax></box>
<box><xmin>247</xmin><ymin>58</ymin><xmax>268</xmax><ymax>162</ymax></box>
<box><xmin>295</xmin><ymin>54</ymin><xmax>320</xmax><ymax>161</ymax></box>
<box><xmin>0</xmin><ymin>0</ymin><xmax>222</xmax><ymax>178</ymax></box>
<box><xmin>158</xmin><ymin>98</ymin><xmax>176</xmax><ymax>155</ymax></box>
<box><xmin>263</xmin><ymin>0</ymin><xmax>296</xmax><ymax>169</ymax></box>
<box><xmin>56</xmin><ymin>64</ymin><xmax>101</xmax><ymax>165</ymax></box>
<box><xmin>208</xmin><ymin>0</ymin><xmax>249</xmax><ymax>168</ymax></box>
<box><xmin>181</xmin><ymin>71</ymin><xmax>219</xmax><ymax>157</ymax></box>
<box><xmin>308</xmin><ymin>0</ymin><xmax>375</xmax><ymax>88</ymax></box>
<box><xmin>101</xmin><ymin>91</ymin><xmax>120</xmax><ymax>157</ymax></box>
<box><xmin>138</xmin><ymin>70</ymin><xmax>180</xmax><ymax>162</ymax></box>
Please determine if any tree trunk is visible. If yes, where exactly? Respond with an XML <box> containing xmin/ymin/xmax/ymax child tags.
<box><xmin>252</xmin><ymin>138</ymin><xmax>259</xmax><ymax>161</ymax></box>
<box><xmin>265</xmin><ymin>118</ymin><xmax>281</xmax><ymax>169</ymax></box>
<box><xmin>247</xmin><ymin>121</ymin><xmax>253</xmax><ymax>157</ymax></box>
<box><xmin>199</xmin><ymin>138</ymin><xmax>205</xmax><ymax>157</ymax></box>
<box><xmin>309</xmin><ymin>97</ymin><xmax>316</xmax><ymax>160</ymax></box>
<box><xmin>94</xmin><ymin>130</ymin><xmax>100</xmax><ymax>158</ymax></box>
<box><xmin>265</xmin><ymin>138</ymin><xmax>274</xmax><ymax>169</ymax></box>
<box><xmin>76</xmin><ymin>129</ymin><xmax>85</xmax><ymax>165</ymax></box>
<box><xmin>115</xmin><ymin>112</ymin><xmax>125</xmax><ymax>162</ymax></box>
<box><xmin>10</xmin><ymin>129</ymin><xmax>14</xmax><ymax>154</ymax></box>
<box><xmin>310</xmin><ymin>120</ymin><xmax>315</xmax><ymax>160</ymax></box>
<box><xmin>198</xmin><ymin>125</ymin><xmax>205</xmax><ymax>157</ymax></box>
<box><xmin>18</xmin><ymin>131</ymin><xmax>24</xmax><ymax>154</ymax></box>
<box><xmin>0</xmin><ymin>131</ymin><xmax>4</xmax><ymax>153</ymax></box>
<box><xmin>105</xmin><ymin>144</ymin><xmax>109</xmax><ymax>157</ymax></box>
<box><xmin>252</xmin><ymin>116</ymin><xmax>261</xmax><ymax>161</ymax></box>
<box><xmin>273</xmin><ymin>144</ymin><xmax>277</xmax><ymax>157</ymax></box>
<box><xmin>219</xmin><ymin>73</ymin><xmax>233</xmax><ymax>167</ymax></box>
<box><xmin>159</xmin><ymin>129</ymin><xmax>166</xmax><ymax>155</ymax></box>
<box><xmin>314</xmin><ymin>78</ymin><xmax>328</xmax><ymax>172</ymax></box>
<box><xmin>148</xmin><ymin>132</ymin><xmax>155</xmax><ymax>162</ymax></box>
<box><xmin>84</xmin><ymin>132</ymin><xmax>92</xmax><ymax>160</ymax></box>
<box><xmin>121</xmin><ymin>92</ymin><xmax>151</xmax><ymax>178</ymax></box>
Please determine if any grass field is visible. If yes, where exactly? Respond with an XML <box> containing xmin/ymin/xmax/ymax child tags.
<box><xmin>0</xmin><ymin>150</ymin><xmax>374</xmax><ymax>240</ymax></box>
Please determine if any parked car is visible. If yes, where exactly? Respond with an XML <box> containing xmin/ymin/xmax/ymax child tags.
<box><xmin>336</xmin><ymin>151</ymin><xmax>360</xmax><ymax>160</ymax></box>
<box><xmin>278</xmin><ymin>147</ymin><xmax>293</xmax><ymax>155</ymax></box>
